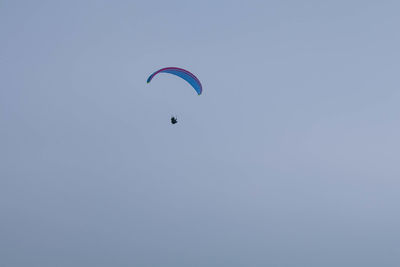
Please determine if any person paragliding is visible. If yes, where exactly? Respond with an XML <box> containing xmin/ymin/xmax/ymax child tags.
<box><xmin>147</xmin><ymin>67</ymin><xmax>202</xmax><ymax>124</ymax></box>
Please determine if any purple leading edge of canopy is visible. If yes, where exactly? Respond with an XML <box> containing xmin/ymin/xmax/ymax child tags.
<box><xmin>147</xmin><ymin>67</ymin><xmax>202</xmax><ymax>95</ymax></box>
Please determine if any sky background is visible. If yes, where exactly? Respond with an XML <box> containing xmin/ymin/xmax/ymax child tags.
<box><xmin>1</xmin><ymin>0</ymin><xmax>400</xmax><ymax>266</ymax></box>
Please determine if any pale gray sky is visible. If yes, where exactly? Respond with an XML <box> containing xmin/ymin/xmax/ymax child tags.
<box><xmin>1</xmin><ymin>1</ymin><xmax>400</xmax><ymax>266</ymax></box>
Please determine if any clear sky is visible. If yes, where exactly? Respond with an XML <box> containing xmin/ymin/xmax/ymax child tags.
<box><xmin>1</xmin><ymin>1</ymin><xmax>400</xmax><ymax>266</ymax></box>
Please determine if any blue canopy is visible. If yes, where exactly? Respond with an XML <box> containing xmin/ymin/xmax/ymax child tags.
<box><xmin>147</xmin><ymin>67</ymin><xmax>202</xmax><ymax>95</ymax></box>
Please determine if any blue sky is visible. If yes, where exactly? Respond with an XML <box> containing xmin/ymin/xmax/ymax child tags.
<box><xmin>1</xmin><ymin>1</ymin><xmax>400</xmax><ymax>266</ymax></box>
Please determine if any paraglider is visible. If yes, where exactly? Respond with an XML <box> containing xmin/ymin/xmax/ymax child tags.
<box><xmin>147</xmin><ymin>67</ymin><xmax>202</xmax><ymax>95</ymax></box>
<box><xmin>147</xmin><ymin>67</ymin><xmax>202</xmax><ymax>124</ymax></box>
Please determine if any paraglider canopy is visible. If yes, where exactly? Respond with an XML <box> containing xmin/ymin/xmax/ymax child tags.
<box><xmin>147</xmin><ymin>67</ymin><xmax>202</xmax><ymax>95</ymax></box>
